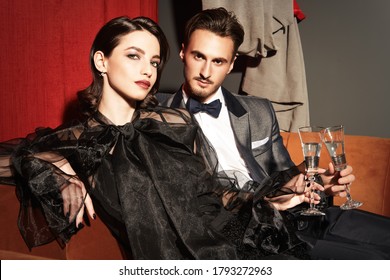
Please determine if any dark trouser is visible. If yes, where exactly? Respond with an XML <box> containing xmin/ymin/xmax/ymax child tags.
<box><xmin>296</xmin><ymin>207</ymin><xmax>390</xmax><ymax>260</ymax></box>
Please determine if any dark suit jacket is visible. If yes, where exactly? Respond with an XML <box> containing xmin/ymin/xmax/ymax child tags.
<box><xmin>157</xmin><ymin>87</ymin><xmax>295</xmax><ymax>183</ymax></box>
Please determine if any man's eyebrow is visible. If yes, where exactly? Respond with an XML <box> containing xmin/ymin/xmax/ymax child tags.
<box><xmin>190</xmin><ymin>50</ymin><xmax>229</xmax><ymax>63</ymax></box>
<box><xmin>190</xmin><ymin>50</ymin><xmax>204</xmax><ymax>57</ymax></box>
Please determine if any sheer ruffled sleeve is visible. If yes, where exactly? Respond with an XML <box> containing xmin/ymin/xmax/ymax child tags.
<box><xmin>221</xmin><ymin>167</ymin><xmax>312</xmax><ymax>258</ymax></box>
<box><xmin>0</xmin><ymin>123</ymin><xmax>105</xmax><ymax>249</ymax></box>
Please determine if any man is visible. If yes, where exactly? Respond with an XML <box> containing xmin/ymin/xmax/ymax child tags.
<box><xmin>159</xmin><ymin>8</ymin><xmax>390</xmax><ymax>259</ymax></box>
<box><xmin>159</xmin><ymin>7</ymin><xmax>352</xmax><ymax>195</ymax></box>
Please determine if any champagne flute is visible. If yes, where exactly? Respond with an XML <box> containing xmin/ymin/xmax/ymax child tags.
<box><xmin>298</xmin><ymin>126</ymin><xmax>326</xmax><ymax>216</ymax></box>
<box><xmin>321</xmin><ymin>125</ymin><xmax>363</xmax><ymax>210</ymax></box>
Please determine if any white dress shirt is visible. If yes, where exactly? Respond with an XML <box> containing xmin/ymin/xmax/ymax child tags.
<box><xmin>182</xmin><ymin>87</ymin><xmax>251</xmax><ymax>187</ymax></box>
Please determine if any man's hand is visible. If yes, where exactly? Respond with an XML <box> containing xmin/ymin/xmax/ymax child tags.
<box><xmin>319</xmin><ymin>162</ymin><xmax>355</xmax><ymax>197</ymax></box>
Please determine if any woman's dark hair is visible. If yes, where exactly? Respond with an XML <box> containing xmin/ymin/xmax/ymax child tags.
<box><xmin>78</xmin><ymin>16</ymin><xmax>169</xmax><ymax>116</ymax></box>
<box><xmin>183</xmin><ymin>7</ymin><xmax>244</xmax><ymax>58</ymax></box>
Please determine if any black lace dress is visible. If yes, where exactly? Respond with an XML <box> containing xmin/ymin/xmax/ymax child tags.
<box><xmin>0</xmin><ymin>106</ymin><xmax>309</xmax><ymax>259</ymax></box>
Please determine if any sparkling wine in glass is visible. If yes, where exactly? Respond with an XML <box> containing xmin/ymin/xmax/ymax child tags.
<box><xmin>322</xmin><ymin>125</ymin><xmax>362</xmax><ymax>210</ymax></box>
<box><xmin>298</xmin><ymin>126</ymin><xmax>326</xmax><ymax>216</ymax></box>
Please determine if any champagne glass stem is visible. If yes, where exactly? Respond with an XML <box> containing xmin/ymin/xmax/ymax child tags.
<box><xmin>345</xmin><ymin>184</ymin><xmax>353</xmax><ymax>202</ymax></box>
<box><xmin>308</xmin><ymin>175</ymin><xmax>316</xmax><ymax>209</ymax></box>
<box><xmin>301</xmin><ymin>172</ymin><xmax>325</xmax><ymax>216</ymax></box>
<box><xmin>339</xmin><ymin>181</ymin><xmax>363</xmax><ymax>210</ymax></box>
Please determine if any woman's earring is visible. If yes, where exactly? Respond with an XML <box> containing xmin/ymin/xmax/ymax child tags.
<box><xmin>100</xmin><ymin>72</ymin><xmax>106</xmax><ymax>77</ymax></box>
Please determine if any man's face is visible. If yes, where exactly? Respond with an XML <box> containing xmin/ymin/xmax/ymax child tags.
<box><xmin>180</xmin><ymin>29</ymin><xmax>235</xmax><ymax>103</ymax></box>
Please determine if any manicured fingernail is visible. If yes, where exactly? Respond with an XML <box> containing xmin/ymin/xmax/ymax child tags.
<box><xmin>78</xmin><ymin>223</ymin><xmax>84</xmax><ymax>229</ymax></box>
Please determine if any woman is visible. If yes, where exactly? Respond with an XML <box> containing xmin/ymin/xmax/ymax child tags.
<box><xmin>0</xmin><ymin>16</ymin><xmax>319</xmax><ymax>259</ymax></box>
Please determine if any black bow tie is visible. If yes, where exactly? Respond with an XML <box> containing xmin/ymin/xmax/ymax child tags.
<box><xmin>186</xmin><ymin>98</ymin><xmax>222</xmax><ymax>118</ymax></box>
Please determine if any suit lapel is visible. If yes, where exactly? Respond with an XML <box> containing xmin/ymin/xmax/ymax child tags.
<box><xmin>222</xmin><ymin>88</ymin><xmax>268</xmax><ymax>182</ymax></box>
<box><xmin>222</xmin><ymin>88</ymin><xmax>250</xmax><ymax>149</ymax></box>
<box><xmin>170</xmin><ymin>89</ymin><xmax>186</xmax><ymax>109</ymax></box>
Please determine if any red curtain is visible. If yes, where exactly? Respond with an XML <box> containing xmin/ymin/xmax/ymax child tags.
<box><xmin>0</xmin><ymin>0</ymin><xmax>157</xmax><ymax>141</ymax></box>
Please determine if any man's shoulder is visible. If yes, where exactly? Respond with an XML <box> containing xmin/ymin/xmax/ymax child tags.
<box><xmin>232</xmin><ymin>92</ymin><xmax>269</xmax><ymax>103</ymax></box>
<box><xmin>155</xmin><ymin>92</ymin><xmax>176</xmax><ymax>105</ymax></box>
<box><xmin>228</xmin><ymin>91</ymin><xmax>272</xmax><ymax>109</ymax></box>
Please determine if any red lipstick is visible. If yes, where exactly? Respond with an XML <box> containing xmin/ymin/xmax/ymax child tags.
<box><xmin>135</xmin><ymin>80</ymin><xmax>151</xmax><ymax>89</ymax></box>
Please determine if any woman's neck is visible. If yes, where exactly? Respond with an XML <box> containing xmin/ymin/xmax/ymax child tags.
<box><xmin>98</xmin><ymin>95</ymin><xmax>136</xmax><ymax>126</ymax></box>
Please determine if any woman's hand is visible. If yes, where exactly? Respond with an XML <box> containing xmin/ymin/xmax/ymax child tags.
<box><xmin>319</xmin><ymin>162</ymin><xmax>355</xmax><ymax>197</ymax></box>
<box><xmin>268</xmin><ymin>173</ymin><xmax>324</xmax><ymax>211</ymax></box>
<box><xmin>56</xmin><ymin>159</ymin><xmax>95</xmax><ymax>227</ymax></box>
<box><xmin>61</xmin><ymin>178</ymin><xmax>95</xmax><ymax>227</ymax></box>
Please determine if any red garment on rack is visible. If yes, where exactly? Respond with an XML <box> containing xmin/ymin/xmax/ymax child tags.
<box><xmin>294</xmin><ymin>0</ymin><xmax>306</xmax><ymax>22</ymax></box>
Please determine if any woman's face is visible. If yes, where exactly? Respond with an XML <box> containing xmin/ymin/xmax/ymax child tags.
<box><xmin>103</xmin><ymin>30</ymin><xmax>161</xmax><ymax>103</ymax></box>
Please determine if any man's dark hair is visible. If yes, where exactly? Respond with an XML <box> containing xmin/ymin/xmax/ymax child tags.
<box><xmin>183</xmin><ymin>7</ymin><xmax>244</xmax><ymax>57</ymax></box>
